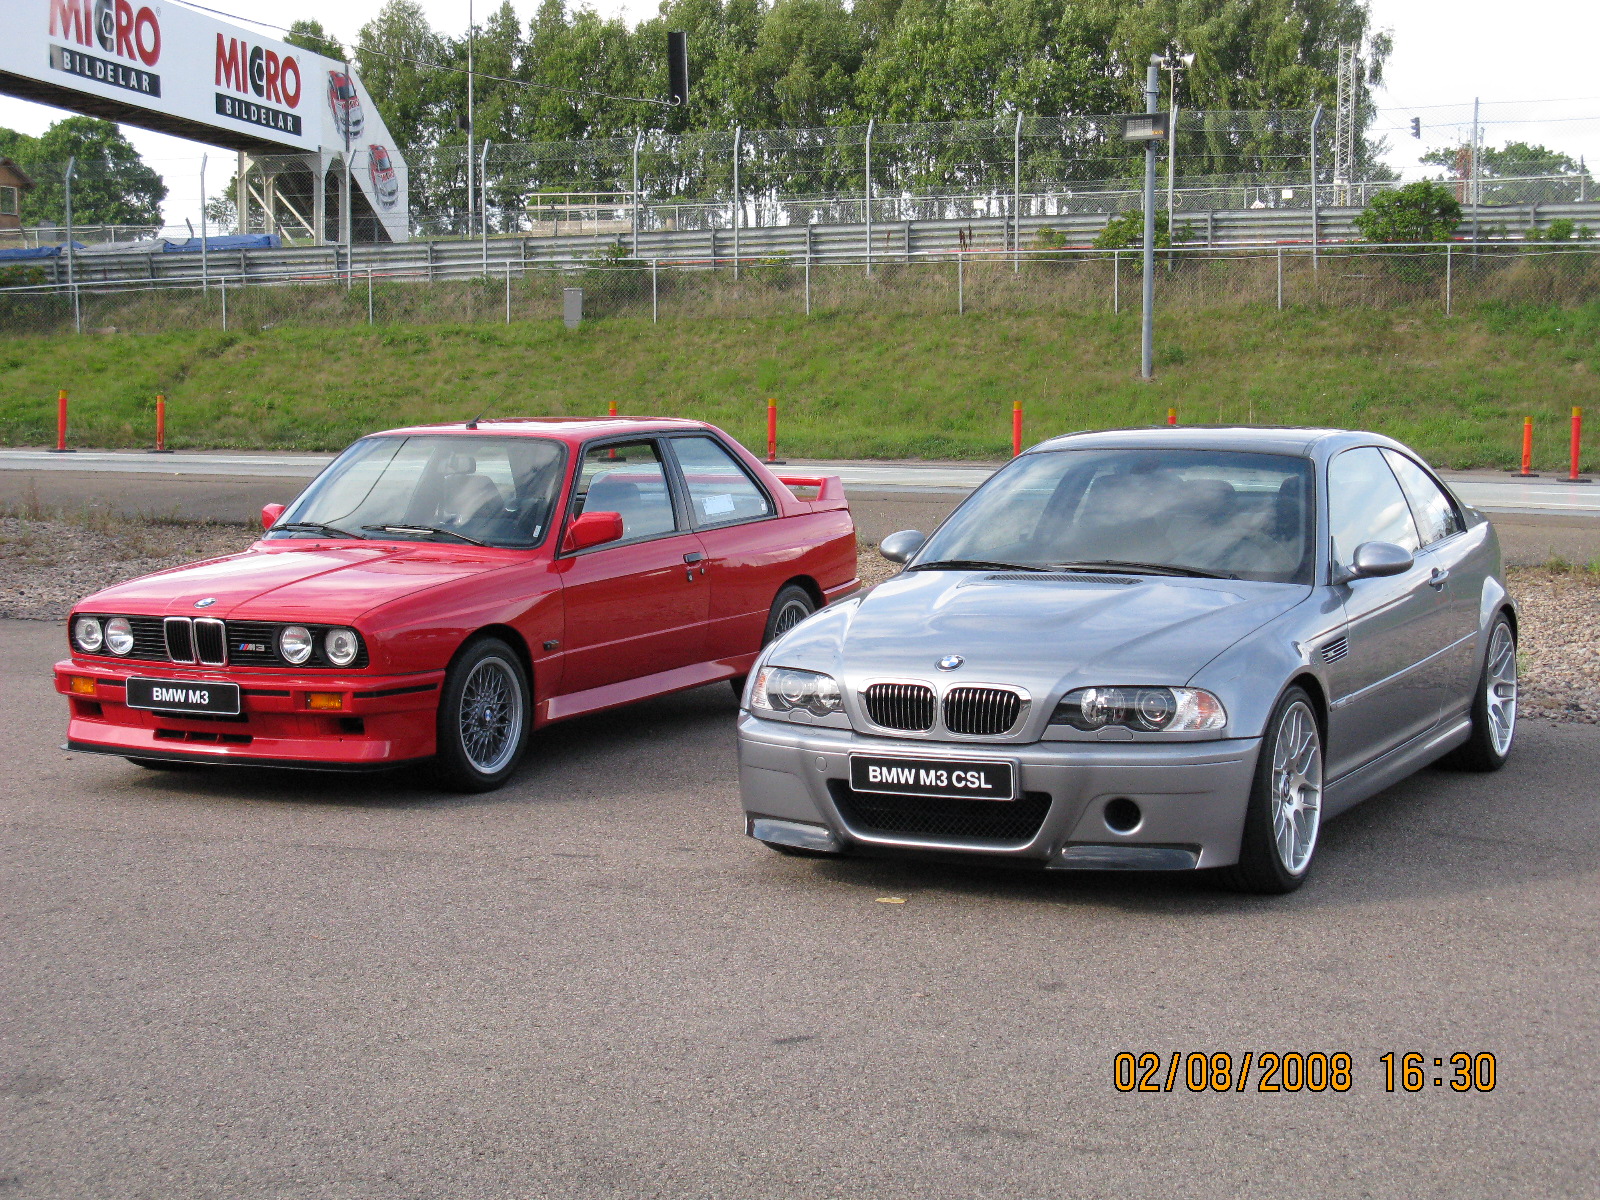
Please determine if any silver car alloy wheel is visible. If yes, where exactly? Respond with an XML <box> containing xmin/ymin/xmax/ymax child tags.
<box><xmin>1486</xmin><ymin>622</ymin><xmax>1517</xmax><ymax>757</ymax></box>
<box><xmin>772</xmin><ymin>597</ymin><xmax>813</xmax><ymax>638</ymax></box>
<box><xmin>1270</xmin><ymin>700</ymin><xmax>1322</xmax><ymax>876</ymax></box>
<box><xmin>459</xmin><ymin>656</ymin><xmax>523</xmax><ymax>774</ymax></box>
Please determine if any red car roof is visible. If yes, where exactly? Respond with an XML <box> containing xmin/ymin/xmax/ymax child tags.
<box><xmin>371</xmin><ymin>417</ymin><xmax>714</xmax><ymax>444</ymax></box>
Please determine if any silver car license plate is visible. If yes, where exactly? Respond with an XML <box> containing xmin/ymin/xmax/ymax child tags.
<box><xmin>849</xmin><ymin>754</ymin><xmax>1016</xmax><ymax>801</ymax></box>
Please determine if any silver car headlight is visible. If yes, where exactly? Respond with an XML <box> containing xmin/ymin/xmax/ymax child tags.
<box><xmin>752</xmin><ymin>667</ymin><xmax>843</xmax><ymax>717</ymax></box>
<box><xmin>324</xmin><ymin>627</ymin><xmax>361</xmax><ymax>666</ymax></box>
<box><xmin>1050</xmin><ymin>686</ymin><xmax>1226</xmax><ymax>732</ymax></box>
<box><xmin>72</xmin><ymin>615</ymin><xmax>103</xmax><ymax>653</ymax></box>
<box><xmin>104</xmin><ymin>617</ymin><xmax>135</xmax><ymax>656</ymax></box>
<box><xmin>279</xmin><ymin>625</ymin><xmax>314</xmax><ymax>664</ymax></box>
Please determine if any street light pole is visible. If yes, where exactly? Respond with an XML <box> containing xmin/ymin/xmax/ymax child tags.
<box><xmin>466</xmin><ymin>0</ymin><xmax>475</xmax><ymax>240</ymax></box>
<box><xmin>1140</xmin><ymin>55</ymin><xmax>1160</xmax><ymax>381</ymax></box>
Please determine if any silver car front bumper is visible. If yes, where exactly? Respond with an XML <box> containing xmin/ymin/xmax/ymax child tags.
<box><xmin>738</xmin><ymin>714</ymin><xmax>1262</xmax><ymax>870</ymax></box>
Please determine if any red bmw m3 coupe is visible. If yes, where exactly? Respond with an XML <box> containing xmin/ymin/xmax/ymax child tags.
<box><xmin>56</xmin><ymin>418</ymin><xmax>856</xmax><ymax>791</ymax></box>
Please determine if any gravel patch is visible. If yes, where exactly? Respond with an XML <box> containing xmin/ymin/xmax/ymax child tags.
<box><xmin>4</xmin><ymin>516</ymin><xmax>1593</xmax><ymax>723</ymax></box>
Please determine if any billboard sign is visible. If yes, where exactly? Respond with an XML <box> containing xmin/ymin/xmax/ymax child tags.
<box><xmin>0</xmin><ymin>0</ymin><xmax>408</xmax><ymax>240</ymax></box>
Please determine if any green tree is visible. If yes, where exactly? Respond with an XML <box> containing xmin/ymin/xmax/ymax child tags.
<box><xmin>355</xmin><ymin>0</ymin><xmax>449</xmax><ymax>156</ymax></box>
<box><xmin>285</xmin><ymin>19</ymin><xmax>346</xmax><ymax>60</ymax></box>
<box><xmin>2</xmin><ymin>117</ymin><xmax>165</xmax><ymax>227</ymax></box>
<box><xmin>1422</xmin><ymin>141</ymin><xmax>1593</xmax><ymax>204</ymax></box>
<box><xmin>1353</xmin><ymin>180</ymin><xmax>1460</xmax><ymax>244</ymax></box>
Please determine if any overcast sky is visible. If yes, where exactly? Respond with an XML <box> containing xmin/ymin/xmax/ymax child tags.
<box><xmin>2</xmin><ymin>0</ymin><xmax>1595</xmax><ymax>230</ymax></box>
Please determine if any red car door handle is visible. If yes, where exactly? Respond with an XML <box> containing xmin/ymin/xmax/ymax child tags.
<box><xmin>683</xmin><ymin>552</ymin><xmax>705</xmax><ymax>564</ymax></box>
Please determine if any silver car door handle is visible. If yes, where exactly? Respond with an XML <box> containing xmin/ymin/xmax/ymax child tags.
<box><xmin>1429</xmin><ymin>567</ymin><xmax>1450</xmax><ymax>590</ymax></box>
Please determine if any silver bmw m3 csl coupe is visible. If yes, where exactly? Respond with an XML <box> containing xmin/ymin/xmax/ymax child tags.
<box><xmin>737</xmin><ymin>427</ymin><xmax>1518</xmax><ymax>893</ymax></box>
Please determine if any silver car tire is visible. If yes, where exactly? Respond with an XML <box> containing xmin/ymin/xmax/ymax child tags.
<box><xmin>1219</xmin><ymin>686</ymin><xmax>1323</xmax><ymax>895</ymax></box>
<box><xmin>1443</xmin><ymin>614</ymin><xmax>1517</xmax><ymax>772</ymax></box>
<box><xmin>431</xmin><ymin>637</ymin><xmax>532</xmax><ymax>793</ymax></box>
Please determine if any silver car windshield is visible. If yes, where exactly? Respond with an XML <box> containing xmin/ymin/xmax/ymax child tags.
<box><xmin>269</xmin><ymin>435</ymin><xmax>567</xmax><ymax>547</ymax></box>
<box><xmin>915</xmin><ymin>448</ymin><xmax>1315</xmax><ymax>584</ymax></box>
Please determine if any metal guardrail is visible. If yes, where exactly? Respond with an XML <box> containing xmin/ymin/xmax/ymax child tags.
<box><xmin>7</xmin><ymin>200</ymin><xmax>1600</xmax><ymax>291</ymax></box>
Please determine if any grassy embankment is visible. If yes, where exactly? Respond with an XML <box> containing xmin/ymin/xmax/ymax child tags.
<box><xmin>1</xmin><ymin>302</ymin><xmax>1596</xmax><ymax>468</ymax></box>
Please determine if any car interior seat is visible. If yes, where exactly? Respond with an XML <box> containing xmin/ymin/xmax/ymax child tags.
<box><xmin>437</xmin><ymin>453</ymin><xmax>505</xmax><ymax>530</ymax></box>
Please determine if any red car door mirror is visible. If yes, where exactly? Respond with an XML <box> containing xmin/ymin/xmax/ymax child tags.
<box><xmin>261</xmin><ymin>502</ymin><xmax>287</xmax><ymax>531</ymax></box>
<box><xmin>564</xmin><ymin>511</ymin><xmax>625</xmax><ymax>552</ymax></box>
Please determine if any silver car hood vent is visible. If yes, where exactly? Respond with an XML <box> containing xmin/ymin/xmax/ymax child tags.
<box><xmin>963</xmin><ymin>573</ymin><xmax>1144</xmax><ymax>586</ymax></box>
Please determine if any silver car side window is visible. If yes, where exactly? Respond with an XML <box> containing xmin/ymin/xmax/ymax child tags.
<box><xmin>1328</xmin><ymin>447</ymin><xmax>1421</xmax><ymax>568</ymax></box>
<box><xmin>1381</xmin><ymin>449</ymin><xmax>1464</xmax><ymax>546</ymax></box>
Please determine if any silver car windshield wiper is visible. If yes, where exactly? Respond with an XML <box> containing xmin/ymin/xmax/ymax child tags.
<box><xmin>1053</xmin><ymin>559</ymin><xmax>1235</xmax><ymax>580</ymax></box>
<box><xmin>272</xmin><ymin>521</ymin><xmax>365</xmax><ymax>540</ymax></box>
<box><xmin>362</xmin><ymin>524</ymin><xmax>487</xmax><ymax>547</ymax></box>
<box><xmin>906</xmin><ymin>559</ymin><xmax>1048</xmax><ymax>573</ymax></box>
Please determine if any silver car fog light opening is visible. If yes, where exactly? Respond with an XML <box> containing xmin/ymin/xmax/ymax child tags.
<box><xmin>752</xmin><ymin>666</ymin><xmax>843</xmax><ymax>719</ymax></box>
<box><xmin>748</xmin><ymin>816</ymin><xmax>843</xmax><ymax>854</ymax></box>
<box><xmin>1050</xmin><ymin>686</ymin><xmax>1227</xmax><ymax>733</ymax></box>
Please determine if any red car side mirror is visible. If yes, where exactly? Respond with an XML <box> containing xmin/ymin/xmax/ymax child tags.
<box><xmin>261</xmin><ymin>502</ymin><xmax>287</xmax><ymax>531</ymax></box>
<box><xmin>563</xmin><ymin>511</ymin><xmax>624</xmax><ymax>552</ymax></box>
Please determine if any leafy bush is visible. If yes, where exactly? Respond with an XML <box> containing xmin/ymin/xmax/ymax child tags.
<box><xmin>1093</xmin><ymin>210</ymin><xmax>1175</xmax><ymax>250</ymax></box>
<box><xmin>1354</xmin><ymin>182</ymin><xmax>1462</xmax><ymax>244</ymax></box>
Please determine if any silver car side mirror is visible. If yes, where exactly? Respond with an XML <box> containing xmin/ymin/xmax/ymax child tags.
<box><xmin>878</xmin><ymin>529</ymin><xmax>927</xmax><ymax>564</ymax></box>
<box><xmin>1345</xmin><ymin>541</ymin><xmax>1415</xmax><ymax>581</ymax></box>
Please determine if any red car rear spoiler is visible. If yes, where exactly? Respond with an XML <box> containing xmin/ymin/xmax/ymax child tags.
<box><xmin>775</xmin><ymin>475</ymin><xmax>849</xmax><ymax>512</ymax></box>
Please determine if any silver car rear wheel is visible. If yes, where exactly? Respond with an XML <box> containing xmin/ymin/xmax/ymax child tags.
<box><xmin>1269</xmin><ymin>700</ymin><xmax>1323</xmax><ymax>876</ymax></box>
<box><xmin>1485</xmin><ymin>622</ymin><xmax>1517</xmax><ymax>757</ymax></box>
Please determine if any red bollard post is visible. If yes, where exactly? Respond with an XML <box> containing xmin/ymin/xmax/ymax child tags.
<box><xmin>608</xmin><ymin>400</ymin><xmax>618</xmax><ymax>419</ymax></box>
<box><xmin>1012</xmin><ymin>401</ymin><xmax>1023</xmax><ymax>457</ymax></box>
<box><xmin>152</xmin><ymin>393</ymin><xmax>170</xmax><ymax>453</ymax></box>
<box><xmin>1167</xmin><ymin>406</ymin><xmax>1178</xmax><ymax>426</ymax></box>
<box><xmin>1510</xmin><ymin>416</ymin><xmax>1538</xmax><ymax>477</ymax></box>
<box><xmin>50</xmin><ymin>388</ymin><xmax>72</xmax><ymax>453</ymax></box>
<box><xmin>1562</xmin><ymin>406</ymin><xmax>1592</xmax><ymax>483</ymax></box>
<box><xmin>766</xmin><ymin>398</ymin><xmax>779</xmax><ymax>463</ymax></box>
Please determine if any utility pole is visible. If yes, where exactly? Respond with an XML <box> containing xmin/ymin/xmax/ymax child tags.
<box><xmin>1140</xmin><ymin>54</ymin><xmax>1160</xmax><ymax>381</ymax></box>
<box><xmin>1165</xmin><ymin>52</ymin><xmax>1193</xmax><ymax>234</ymax></box>
<box><xmin>63</xmin><ymin>156</ymin><xmax>78</xmax><ymax>333</ymax></box>
<box><xmin>480</xmin><ymin>138</ymin><xmax>492</xmax><ymax>276</ymax></box>
<box><xmin>1470</xmin><ymin>97</ymin><xmax>1481</xmax><ymax>245</ymax></box>
<box><xmin>1310</xmin><ymin>105</ymin><xmax>1323</xmax><ymax>268</ymax></box>
<box><xmin>466</xmin><ymin>0</ymin><xmax>475</xmax><ymax>240</ymax></box>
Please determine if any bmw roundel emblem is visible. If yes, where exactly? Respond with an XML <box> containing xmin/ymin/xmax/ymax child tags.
<box><xmin>195</xmin><ymin>597</ymin><xmax>217</xmax><ymax>609</ymax></box>
<box><xmin>936</xmin><ymin>654</ymin><xmax>964</xmax><ymax>671</ymax></box>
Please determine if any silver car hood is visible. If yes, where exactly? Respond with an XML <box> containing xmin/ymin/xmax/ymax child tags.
<box><xmin>774</xmin><ymin>570</ymin><xmax>1311</xmax><ymax>698</ymax></box>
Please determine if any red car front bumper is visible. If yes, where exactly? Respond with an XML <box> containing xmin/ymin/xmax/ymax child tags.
<box><xmin>55</xmin><ymin>659</ymin><xmax>446</xmax><ymax>771</ymax></box>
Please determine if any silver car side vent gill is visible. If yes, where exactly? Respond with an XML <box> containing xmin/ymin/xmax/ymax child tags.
<box><xmin>968</xmin><ymin>573</ymin><xmax>1144</xmax><ymax>586</ymax></box>
<box><xmin>163</xmin><ymin>616</ymin><xmax>196</xmax><ymax>663</ymax></box>
<box><xmin>863</xmin><ymin>683</ymin><xmax>937</xmax><ymax>732</ymax></box>
<box><xmin>1320</xmin><ymin>636</ymin><xmax>1350</xmax><ymax>665</ymax></box>
<box><xmin>943</xmin><ymin>687</ymin><xmax>1024</xmax><ymax>736</ymax></box>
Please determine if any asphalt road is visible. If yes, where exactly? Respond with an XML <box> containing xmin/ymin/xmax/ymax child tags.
<box><xmin>3</xmin><ymin>620</ymin><xmax>1597</xmax><ymax>1199</ymax></box>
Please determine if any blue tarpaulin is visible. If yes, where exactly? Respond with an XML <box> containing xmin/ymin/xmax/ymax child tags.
<box><xmin>160</xmin><ymin>234</ymin><xmax>282</xmax><ymax>252</ymax></box>
<box><xmin>0</xmin><ymin>243</ymin><xmax>85</xmax><ymax>260</ymax></box>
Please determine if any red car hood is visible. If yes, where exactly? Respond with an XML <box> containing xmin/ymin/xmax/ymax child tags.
<box><xmin>77</xmin><ymin>544</ymin><xmax>510</xmax><ymax>623</ymax></box>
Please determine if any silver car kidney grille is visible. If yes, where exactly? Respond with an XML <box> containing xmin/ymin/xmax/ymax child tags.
<box><xmin>864</xmin><ymin>683</ymin><xmax>937</xmax><ymax>731</ymax></box>
<box><xmin>944</xmin><ymin>687</ymin><xmax>1022</xmax><ymax>735</ymax></box>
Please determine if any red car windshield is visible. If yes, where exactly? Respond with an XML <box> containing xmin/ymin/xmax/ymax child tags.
<box><xmin>270</xmin><ymin>435</ymin><xmax>567</xmax><ymax>547</ymax></box>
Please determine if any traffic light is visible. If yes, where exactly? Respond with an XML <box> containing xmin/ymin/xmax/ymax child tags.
<box><xmin>667</xmin><ymin>32</ymin><xmax>689</xmax><ymax>107</ymax></box>
<box><xmin>1410</xmin><ymin>117</ymin><xmax>1421</xmax><ymax>139</ymax></box>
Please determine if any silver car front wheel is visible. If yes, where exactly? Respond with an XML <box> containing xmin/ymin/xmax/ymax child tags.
<box><xmin>432</xmin><ymin>637</ymin><xmax>532</xmax><ymax>793</ymax></box>
<box><xmin>1269</xmin><ymin>700</ymin><xmax>1323</xmax><ymax>876</ymax></box>
<box><xmin>1219</xmin><ymin>686</ymin><xmax>1323</xmax><ymax>895</ymax></box>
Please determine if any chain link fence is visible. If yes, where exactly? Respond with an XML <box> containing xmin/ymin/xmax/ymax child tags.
<box><xmin>4</xmin><ymin>242</ymin><xmax>1598</xmax><ymax>339</ymax></box>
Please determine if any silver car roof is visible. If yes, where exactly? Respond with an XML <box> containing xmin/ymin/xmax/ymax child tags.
<box><xmin>1030</xmin><ymin>426</ymin><xmax>1412</xmax><ymax>461</ymax></box>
